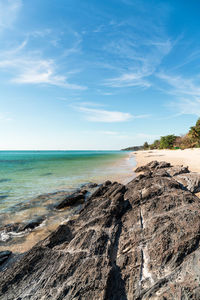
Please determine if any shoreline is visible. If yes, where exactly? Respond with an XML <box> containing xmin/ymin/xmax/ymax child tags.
<box><xmin>133</xmin><ymin>148</ymin><xmax>200</xmax><ymax>173</ymax></box>
<box><xmin>0</xmin><ymin>151</ymin><xmax>135</xmax><ymax>253</ymax></box>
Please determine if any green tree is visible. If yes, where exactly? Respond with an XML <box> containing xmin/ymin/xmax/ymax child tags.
<box><xmin>152</xmin><ymin>139</ymin><xmax>160</xmax><ymax>149</ymax></box>
<box><xmin>143</xmin><ymin>141</ymin><xmax>149</xmax><ymax>150</ymax></box>
<box><xmin>189</xmin><ymin>118</ymin><xmax>200</xmax><ymax>146</ymax></box>
<box><xmin>159</xmin><ymin>135</ymin><xmax>177</xmax><ymax>149</ymax></box>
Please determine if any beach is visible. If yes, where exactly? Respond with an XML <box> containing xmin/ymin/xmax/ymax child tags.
<box><xmin>133</xmin><ymin>148</ymin><xmax>200</xmax><ymax>173</ymax></box>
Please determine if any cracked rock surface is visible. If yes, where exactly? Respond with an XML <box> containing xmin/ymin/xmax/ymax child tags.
<box><xmin>1</xmin><ymin>162</ymin><xmax>200</xmax><ymax>299</ymax></box>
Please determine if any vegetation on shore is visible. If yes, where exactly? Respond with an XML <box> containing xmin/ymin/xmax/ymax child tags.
<box><xmin>122</xmin><ymin>118</ymin><xmax>200</xmax><ymax>151</ymax></box>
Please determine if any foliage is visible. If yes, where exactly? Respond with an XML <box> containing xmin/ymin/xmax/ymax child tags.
<box><xmin>159</xmin><ymin>135</ymin><xmax>177</xmax><ymax>149</ymax></box>
<box><xmin>143</xmin><ymin>141</ymin><xmax>149</xmax><ymax>150</ymax></box>
<box><xmin>122</xmin><ymin>118</ymin><xmax>200</xmax><ymax>151</ymax></box>
<box><xmin>188</xmin><ymin>118</ymin><xmax>200</xmax><ymax>146</ymax></box>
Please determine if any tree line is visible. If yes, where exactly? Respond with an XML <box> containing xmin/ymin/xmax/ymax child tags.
<box><xmin>142</xmin><ymin>118</ymin><xmax>200</xmax><ymax>150</ymax></box>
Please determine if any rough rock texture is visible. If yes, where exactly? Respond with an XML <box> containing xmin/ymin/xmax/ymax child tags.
<box><xmin>55</xmin><ymin>190</ymin><xmax>88</xmax><ymax>209</ymax></box>
<box><xmin>135</xmin><ymin>160</ymin><xmax>200</xmax><ymax>193</ymax></box>
<box><xmin>174</xmin><ymin>173</ymin><xmax>200</xmax><ymax>193</ymax></box>
<box><xmin>1</xmin><ymin>163</ymin><xmax>200</xmax><ymax>299</ymax></box>
<box><xmin>0</xmin><ymin>251</ymin><xmax>12</xmax><ymax>266</ymax></box>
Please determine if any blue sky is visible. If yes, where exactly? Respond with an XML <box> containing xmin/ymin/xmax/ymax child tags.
<box><xmin>1</xmin><ymin>0</ymin><xmax>200</xmax><ymax>150</ymax></box>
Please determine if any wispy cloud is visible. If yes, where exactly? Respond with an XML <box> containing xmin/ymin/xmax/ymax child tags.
<box><xmin>158</xmin><ymin>72</ymin><xmax>200</xmax><ymax>115</ymax></box>
<box><xmin>78</xmin><ymin>106</ymin><xmax>132</xmax><ymax>122</ymax></box>
<box><xmin>74</xmin><ymin>103</ymin><xmax>149</xmax><ymax>123</ymax></box>
<box><xmin>98</xmin><ymin>1</ymin><xmax>174</xmax><ymax>90</ymax></box>
<box><xmin>0</xmin><ymin>0</ymin><xmax>22</xmax><ymax>32</ymax></box>
<box><xmin>105</xmin><ymin>72</ymin><xmax>151</xmax><ymax>88</ymax></box>
<box><xmin>0</xmin><ymin>41</ymin><xmax>86</xmax><ymax>89</ymax></box>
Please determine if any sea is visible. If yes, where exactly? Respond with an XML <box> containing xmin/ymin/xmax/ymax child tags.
<box><xmin>0</xmin><ymin>150</ymin><xmax>135</xmax><ymax>253</ymax></box>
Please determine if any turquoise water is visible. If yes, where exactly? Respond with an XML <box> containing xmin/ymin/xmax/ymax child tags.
<box><xmin>0</xmin><ymin>151</ymin><xmax>134</xmax><ymax>213</ymax></box>
<box><xmin>0</xmin><ymin>150</ymin><xmax>135</xmax><ymax>252</ymax></box>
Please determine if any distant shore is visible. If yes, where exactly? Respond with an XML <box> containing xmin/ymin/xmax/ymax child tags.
<box><xmin>133</xmin><ymin>148</ymin><xmax>200</xmax><ymax>173</ymax></box>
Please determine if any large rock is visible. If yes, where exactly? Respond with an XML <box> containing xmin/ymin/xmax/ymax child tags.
<box><xmin>135</xmin><ymin>160</ymin><xmax>200</xmax><ymax>194</ymax></box>
<box><xmin>1</xmin><ymin>167</ymin><xmax>200</xmax><ymax>299</ymax></box>
<box><xmin>174</xmin><ymin>172</ymin><xmax>200</xmax><ymax>193</ymax></box>
<box><xmin>55</xmin><ymin>190</ymin><xmax>87</xmax><ymax>209</ymax></box>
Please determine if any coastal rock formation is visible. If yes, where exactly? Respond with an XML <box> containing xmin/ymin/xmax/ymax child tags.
<box><xmin>1</xmin><ymin>162</ymin><xmax>200</xmax><ymax>299</ymax></box>
<box><xmin>0</xmin><ymin>216</ymin><xmax>46</xmax><ymax>242</ymax></box>
<box><xmin>55</xmin><ymin>190</ymin><xmax>87</xmax><ymax>209</ymax></box>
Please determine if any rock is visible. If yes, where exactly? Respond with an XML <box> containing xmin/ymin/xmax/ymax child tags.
<box><xmin>1</xmin><ymin>164</ymin><xmax>200</xmax><ymax>299</ymax></box>
<box><xmin>80</xmin><ymin>182</ymin><xmax>98</xmax><ymax>189</ymax></box>
<box><xmin>165</xmin><ymin>165</ymin><xmax>189</xmax><ymax>177</ymax></box>
<box><xmin>174</xmin><ymin>172</ymin><xmax>200</xmax><ymax>193</ymax></box>
<box><xmin>55</xmin><ymin>190</ymin><xmax>87</xmax><ymax>209</ymax></box>
<box><xmin>135</xmin><ymin>161</ymin><xmax>170</xmax><ymax>173</ymax></box>
<box><xmin>0</xmin><ymin>216</ymin><xmax>46</xmax><ymax>242</ymax></box>
<box><xmin>0</xmin><ymin>251</ymin><xmax>12</xmax><ymax>265</ymax></box>
<box><xmin>18</xmin><ymin>216</ymin><xmax>45</xmax><ymax>231</ymax></box>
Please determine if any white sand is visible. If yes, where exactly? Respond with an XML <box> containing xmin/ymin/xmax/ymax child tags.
<box><xmin>133</xmin><ymin>148</ymin><xmax>200</xmax><ymax>173</ymax></box>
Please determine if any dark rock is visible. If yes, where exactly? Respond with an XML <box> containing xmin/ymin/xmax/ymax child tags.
<box><xmin>18</xmin><ymin>216</ymin><xmax>45</xmax><ymax>231</ymax></box>
<box><xmin>1</xmin><ymin>163</ymin><xmax>200</xmax><ymax>299</ymax></box>
<box><xmin>80</xmin><ymin>182</ymin><xmax>98</xmax><ymax>189</ymax></box>
<box><xmin>165</xmin><ymin>165</ymin><xmax>189</xmax><ymax>176</ymax></box>
<box><xmin>0</xmin><ymin>251</ymin><xmax>12</xmax><ymax>265</ymax></box>
<box><xmin>55</xmin><ymin>190</ymin><xmax>87</xmax><ymax>209</ymax></box>
<box><xmin>0</xmin><ymin>216</ymin><xmax>46</xmax><ymax>241</ymax></box>
<box><xmin>174</xmin><ymin>172</ymin><xmax>200</xmax><ymax>193</ymax></box>
<box><xmin>135</xmin><ymin>161</ymin><xmax>170</xmax><ymax>173</ymax></box>
<box><xmin>155</xmin><ymin>161</ymin><xmax>171</xmax><ymax>169</ymax></box>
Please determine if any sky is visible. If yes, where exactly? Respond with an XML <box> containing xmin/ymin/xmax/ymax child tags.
<box><xmin>1</xmin><ymin>0</ymin><xmax>200</xmax><ymax>150</ymax></box>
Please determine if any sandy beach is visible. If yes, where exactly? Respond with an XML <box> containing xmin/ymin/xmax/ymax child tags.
<box><xmin>133</xmin><ymin>148</ymin><xmax>200</xmax><ymax>173</ymax></box>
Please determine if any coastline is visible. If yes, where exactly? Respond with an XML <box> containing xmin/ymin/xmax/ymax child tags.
<box><xmin>133</xmin><ymin>148</ymin><xmax>200</xmax><ymax>173</ymax></box>
<box><xmin>0</xmin><ymin>151</ymin><xmax>135</xmax><ymax>254</ymax></box>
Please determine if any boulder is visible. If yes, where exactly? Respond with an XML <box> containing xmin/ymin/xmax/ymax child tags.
<box><xmin>174</xmin><ymin>172</ymin><xmax>200</xmax><ymax>193</ymax></box>
<box><xmin>55</xmin><ymin>190</ymin><xmax>87</xmax><ymax>209</ymax></box>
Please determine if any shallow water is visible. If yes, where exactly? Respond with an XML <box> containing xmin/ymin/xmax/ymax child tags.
<box><xmin>0</xmin><ymin>150</ymin><xmax>135</xmax><ymax>253</ymax></box>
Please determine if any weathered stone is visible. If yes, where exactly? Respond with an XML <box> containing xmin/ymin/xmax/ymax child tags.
<box><xmin>1</xmin><ymin>170</ymin><xmax>200</xmax><ymax>299</ymax></box>
<box><xmin>174</xmin><ymin>172</ymin><xmax>200</xmax><ymax>193</ymax></box>
<box><xmin>165</xmin><ymin>165</ymin><xmax>189</xmax><ymax>176</ymax></box>
<box><xmin>55</xmin><ymin>190</ymin><xmax>87</xmax><ymax>209</ymax></box>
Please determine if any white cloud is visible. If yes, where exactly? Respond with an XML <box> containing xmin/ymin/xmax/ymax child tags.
<box><xmin>158</xmin><ymin>73</ymin><xmax>200</xmax><ymax>97</ymax></box>
<box><xmin>0</xmin><ymin>0</ymin><xmax>22</xmax><ymax>32</ymax></box>
<box><xmin>79</xmin><ymin>107</ymin><xmax>132</xmax><ymax>122</ymax></box>
<box><xmin>102</xmin><ymin>10</ymin><xmax>173</xmax><ymax>89</ymax></box>
<box><xmin>74</xmin><ymin>104</ymin><xmax>149</xmax><ymax>123</ymax></box>
<box><xmin>105</xmin><ymin>72</ymin><xmax>151</xmax><ymax>88</ymax></box>
<box><xmin>158</xmin><ymin>72</ymin><xmax>200</xmax><ymax>115</ymax></box>
<box><xmin>0</xmin><ymin>48</ymin><xmax>86</xmax><ymax>89</ymax></box>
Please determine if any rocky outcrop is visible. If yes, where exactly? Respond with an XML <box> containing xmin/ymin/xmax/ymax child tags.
<box><xmin>55</xmin><ymin>190</ymin><xmax>87</xmax><ymax>209</ymax></box>
<box><xmin>0</xmin><ymin>216</ymin><xmax>46</xmax><ymax>242</ymax></box>
<box><xmin>135</xmin><ymin>160</ymin><xmax>200</xmax><ymax>193</ymax></box>
<box><xmin>1</xmin><ymin>163</ymin><xmax>200</xmax><ymax>299</ymax></box>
